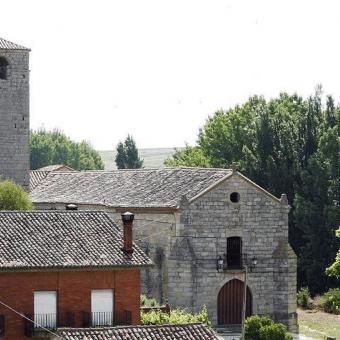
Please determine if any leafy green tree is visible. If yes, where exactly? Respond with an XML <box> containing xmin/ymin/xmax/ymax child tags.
<box><xmin>30</xmin><ymin>129</ymin><xmax>104</xmax><ymax>170</ymax></box>
<box><xmin>164</xmin><ymin>145</ymin><xmax>210</xmax><ymax>167</ymax></box>
<box><xmin>0</xmin><ymin>180</ymin><xmax>32</xmax><ymax>210</ymax></box>
<box><xmin>115</xmin><ymin>135</ymin><xmax>143</xmax><ymax>169</ymax></box>
<box><xmin>164</xmin><ymin>89</ymin><xmax>340</xmax><ymax>295</ymax></box>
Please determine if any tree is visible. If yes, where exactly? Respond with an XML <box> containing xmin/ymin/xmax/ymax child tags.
<box><xmin>164</xmin><ymin>145</ymin><xmax>210</xmax><ymax>167</ymax></box>
<box><xmin>164</xmin><ymin>89</ymin><xmax>340</xmax><ymax>295</ymax></box>
<box><xmin>0</xmin><ymin>180</ymin><xmax>32</xmax><ymax>210</ymax></box>
<box><xmin>30</xmin><ymin>129</ymin><xmax>104</xmax><ymax>170</ymax></box>
<box><xmin>115</xmin><ymin>135</ymin><xmax>143</xmax><ymax>169</ymax></box>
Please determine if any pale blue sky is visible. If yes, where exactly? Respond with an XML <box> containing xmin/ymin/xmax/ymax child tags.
<box><xmin>1</xmin><ymin>0</ymin><xmax>340</xmax><ymax>149</ymax></box>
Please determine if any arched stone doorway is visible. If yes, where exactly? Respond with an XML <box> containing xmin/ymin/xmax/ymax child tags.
<box><xmin>217</xmin><ymin>278</ymin><xmax>252</xmax><ymax>325</ymax></box>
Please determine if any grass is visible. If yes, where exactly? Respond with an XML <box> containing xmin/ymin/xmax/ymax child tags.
<box><xmin>98</xmin><ymin>148</ymin><xmax>180</xmax><ymax>170</ymax></box>
<box><xmin>298</xmin><ymin>308</ymin><xmax>340</xmax><ymax>339</ymax></box>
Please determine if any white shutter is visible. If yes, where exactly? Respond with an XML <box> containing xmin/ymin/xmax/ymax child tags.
<box><xmin>34</xmin><ymin>291</ymin><xmax>57</xmax><ymax>328</ymax></box>
<box><xmin>91</xmin><ymin>289</ymin><xmax>113</xmax><ymax>326</ymax></box>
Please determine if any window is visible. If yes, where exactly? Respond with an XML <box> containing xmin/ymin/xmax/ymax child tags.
<box><xmin>0</xmin><ymin>57</ymin><xmax>9</xmax><ymax>80</ymax></box>
<box><xmin>230</xmin><ymin>192</ymin><xmax>240</xmax><ymax>203</ymax></box>
<box><xmin>227</xmin><ymin>237</ymin><xmax>242</xmax><ymax>268</ymax></box>
<box><xmin>91</xmin><ymin>289</ymin><xmax>113</xmax><ymax>326</ymax></box>
<box><xmin>34</xmin><ymin>291</ymin><xmax>57</xmax><ymax>329</ymax></box>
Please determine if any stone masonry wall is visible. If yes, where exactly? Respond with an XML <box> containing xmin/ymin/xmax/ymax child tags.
<box><xmin>0</xmin><ymin>49</ymin><xmax>30</xmax><ymax>189</ymax></box>
<box><xmin>168</xmin><ymin>172</ymin><xmax>297</xmax><ymax>331</ymax></box>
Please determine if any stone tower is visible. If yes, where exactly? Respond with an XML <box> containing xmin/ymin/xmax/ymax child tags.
<box><xmin>0</xmin><ymin>38</ymin><xmax>30</xmax><ymax>189</ymax></box>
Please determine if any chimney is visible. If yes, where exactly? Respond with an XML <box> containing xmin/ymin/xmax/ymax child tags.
<box><xmin>121</xmin><ymin>212</ymin><xmax>134</xmax><ymax>254</ymax></box>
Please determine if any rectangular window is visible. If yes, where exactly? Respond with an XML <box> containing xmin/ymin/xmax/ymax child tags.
<box><xmin>34</xmin><ymin>291</ymin><xmax>57</xmax><ymax>329</ymax></box>
<box><xmin>227</xmin><ymin>237</ymin><xmax>242</xmax><ymax>268</ymax></box>
<box><xmin>91</xmin><ymin>289</ymin><xmax>113</xmax><ymax>326</ymax></box>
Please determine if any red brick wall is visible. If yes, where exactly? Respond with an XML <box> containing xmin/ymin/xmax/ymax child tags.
<box><xmin>0</xmin><ymin>269</ymin><xmax>140</xmax><ymax>340</ymax></box>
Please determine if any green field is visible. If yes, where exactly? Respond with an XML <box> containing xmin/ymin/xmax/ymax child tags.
<box><xmin>298</xmin><ymin>309</ymin><xmax>340</xmax><ymax>339</ymax></box>
<box><xmin>98</xmin><ymin>148</ymin><xmax>180</xmax><ymax>170</ymax></box>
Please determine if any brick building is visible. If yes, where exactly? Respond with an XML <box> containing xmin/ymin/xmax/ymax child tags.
<box><xmin>30</xmin><ymin>167</ymin><xmax>298</xmax><ymax>332</ymax></box>
<box><xmin>0</xmin><ymin>211</ymin><xmax>151</xmax><ymax>339</ymax></box>
<box><xmin>0</xmin><ymin>38</ymin><xmax>30</xmax><ymax>190</ymax></box>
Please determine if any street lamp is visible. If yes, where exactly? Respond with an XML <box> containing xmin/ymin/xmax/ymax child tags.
<box><xmin>241</xmin><ymin>255</ymin><xmax>257</xmax><ymax>340</ymax></box>
<box><xmin>216</xmin><ymin>255</ymin><xmax>224</xmax><ymax>272</ymax></box>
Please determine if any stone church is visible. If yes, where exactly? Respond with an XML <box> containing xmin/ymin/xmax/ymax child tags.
<box><xmin>1</xmin><ymin>38</ymin><xmax>297</xmax><ymax>332</ymax></box>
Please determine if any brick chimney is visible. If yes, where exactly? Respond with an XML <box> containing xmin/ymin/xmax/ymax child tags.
<box><xmin>121</xmin><ymin>212</ymin><xmax>134</xmax><ymax>254</ymax></box>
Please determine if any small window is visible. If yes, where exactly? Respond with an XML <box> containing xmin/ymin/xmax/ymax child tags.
<box><xmin>0</xmin><ymin>57</ymin><xmax>9</xmax><ymax>80</ymax></box>
<box><xmin>34</xmin><ymin>291</ymin><xmax>57</xmax><ymax>329</ymax></box>
<box><xmin>91</xmin><ymin>289</ymin><xmax>114</xmax><ymax>326</ymax></box>
<box><xmin>230</xmin><ymin>192</ymin><xmax>240</xmax><ymax>203</ymax></box>
<box><xmin>227</xmin><ymin>237</ymin><xmax>242</xmax><ymax>268</ymax></box>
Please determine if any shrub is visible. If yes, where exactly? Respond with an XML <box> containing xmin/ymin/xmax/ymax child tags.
<box><xmin>0</xmin><ymin>180</ymin><xmax>32</xmax><ymax>210</ymax></box>
<box><xmin>323</xmin><ymin>288</ymin><xmax>340</xmax><ymax>314</ymax></box>
<box><xmin>140</xmin><ymin>295</ymin><xmax>158</xmax><ymax>307</ymax></box>
<box><xmin>141</xmin><ymin>306</ymin><xmax>211</xmax><ymax>327</ymax></box>
<box><xmin>245</xmin><ymin>315</ymin><xmax>273</xmax><ymax>340</ymax></box>
<box><xmin>297</xmin><ymin>287</ymin><xmax>312</xmax><ymax>309</ymax></box>
<box><xmin>312</xmin><ymin>294</ymin><xmax>326</xmax><ymax>311</ymax></box>
<box><xmin>259</xmin><ymin>324</ymin><xmax>292</xmax><ymax>340</ymax></box>
<box><xmin>245</xmin><ymin>315</ymin><xmax>292</xmax><ymax>340</ymax></box>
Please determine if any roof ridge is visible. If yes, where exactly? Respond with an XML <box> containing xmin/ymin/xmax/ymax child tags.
<box><xmin>45</xmin><ymin>167</ymin><xmax>232</xmax><ymax>173</ymax></box>
<box><xmin>0</xmin><ymin>37</ymin><xmax>30</xmax><ymax>50</ymax></box>
<box><xmin>59</xmin><ymin>322</ymin><xmax>205</xmax><ymax>331</ymax></box>
<box><xmin>0</xmin><ymin>210</ymin><xmax>108</xmax><ymax>214</ymax></box>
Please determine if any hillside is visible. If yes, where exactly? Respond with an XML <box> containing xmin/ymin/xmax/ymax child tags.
<box><xmin>98</xmin><ymin>148</ymin><xmax>179</xmax><ymax>170</ymax></box>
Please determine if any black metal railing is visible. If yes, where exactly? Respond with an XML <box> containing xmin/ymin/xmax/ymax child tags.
<box><xmin>91</xmin><ymin>311</ymin><xmax>113</xmax><ymax>327</ymax></box>
<box><xmin>82</xmin><ymin>310</ymin><xmax>132</xmax><ymax>327</ymax></box>
<box><xmin>24</xmin><ymin>312</ymin><xmax>75</xmax><ymax>337</ymax></box>
<box><xmin>34</xmin><ymin>313</ymin><xmax>57</xmax><ymax>329</ymax></box>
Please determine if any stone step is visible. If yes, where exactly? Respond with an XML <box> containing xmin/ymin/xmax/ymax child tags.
<box><xmin>215</xmin><ymin>325</ymin><xmax>242</xmax><ymax>334</ymax></box>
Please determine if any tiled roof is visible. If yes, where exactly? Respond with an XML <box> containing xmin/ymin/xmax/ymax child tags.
<box><xmin>30</xmin><ymin>167</ymin><xmax>231</xmax><ymax>208</ymax></box>
<box><xmin>30</xmin><ymin>171</ymin><xmax>50</xmax><ymax>190</ymax></box>
<box><xmin>56</xmin><ymin>323</ymin><xmax>218</xmax><ymax>340</ymax></box>
<box><xmin>0</xmin><ymin>211</ymin><xmax>152</xmax><ymax>270</ymax></box>
<box><xmin>37</xmin><ymin>164</ymin><xmax>76</xmax><ymax>172</ymax></box>
<box><xmin>0</xmin><ymin>37</ymin><xmax>29</xmax><ymax>50</ymax></box>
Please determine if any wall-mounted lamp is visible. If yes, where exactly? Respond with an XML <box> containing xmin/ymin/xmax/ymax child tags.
<box><xmin>216</xmin><ymin>255</ymin><xmax>224</xmax><ymax>272</ymax></box>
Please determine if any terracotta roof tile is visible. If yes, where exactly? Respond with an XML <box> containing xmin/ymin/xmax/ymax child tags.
<box><xmin>0</xmin><ymin>211</ymin><xmax>152</xmax><ymax>270</ymax></box>
<box><xmin>56</xmin><ymin>323</ymin><xmax>218</xmax><ymax>340</ymax></box>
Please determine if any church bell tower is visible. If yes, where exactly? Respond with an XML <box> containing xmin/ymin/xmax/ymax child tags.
<box><xmin>0</xmin><ymin>38</ymin><xmax>30</xmax><ymax>190</ymax></box>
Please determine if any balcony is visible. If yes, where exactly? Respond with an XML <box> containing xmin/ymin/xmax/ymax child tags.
<box><xmin>83</xmin><ymin>310</ymin><xmax>132</xmax><ymax>327</ymax></box>
<box><xmin>24</xmin><ymin>310</ymin><xmax>132</xmax><ymax>337</ymax></box>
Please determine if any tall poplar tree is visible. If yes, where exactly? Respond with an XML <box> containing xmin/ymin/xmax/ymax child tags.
<box><xmin>115</xmin><ymin>135</ymin><xmax>143</xmax><ymax>169</ymax></box>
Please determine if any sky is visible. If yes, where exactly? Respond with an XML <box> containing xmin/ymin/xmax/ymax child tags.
<box><xmin>1</xmin><ymin>0</ymin><xmax>340</xmax><ymax>150</ymax></box>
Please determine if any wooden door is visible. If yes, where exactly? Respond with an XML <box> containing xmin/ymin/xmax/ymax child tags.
<box><xmin>217</xmin><ymin>279</ymin><xmax>252</xmax><ymax>325</ymax></box>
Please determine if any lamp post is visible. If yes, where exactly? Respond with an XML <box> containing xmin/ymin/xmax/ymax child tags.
<box><xmin>241</xmin><ymin>256</ymin><xmax>257</xmax><ymax>340</ymax></box>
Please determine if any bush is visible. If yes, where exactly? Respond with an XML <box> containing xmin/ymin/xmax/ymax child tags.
<box><xmin>0</xmin><ymin>180</ymin><xmax>32</xmax><ymax>210</ymax></box>
<box><xmin>245</xmin><ymin>315</ymin><xmax>273</xmax><ymax>340</ymax></box>
<box><xmin>140</xmin><ymin>295</ymin><xmax>158</xmax><ymax>307</ymax></box>
<box><xmin>312</xmin><ymin>294</ymin><xmax>326</xmax><ymax>311</ymax></box>
<box><xmin>297</xmin><ymin>287</ymin><xmax>312</xmax><ymax>309</ymax></box>
<box><xmin>259</xmin><ymin>324</ymin><xmax>292</xmax><ymax>340</ymax></box>
<box><xmin>323</xmin><ymin>288</ymin><xmax>340</xmax><ymax>314</ymax></box>
<box><xmin>245</xmin><ymin>315</ymin><xmax>292</xmax><ymax>340</ymax></box>
<box><xmin>141</xmin><ymin>306</ymin><xmax>211</xmax><ymax>327</ymax></box>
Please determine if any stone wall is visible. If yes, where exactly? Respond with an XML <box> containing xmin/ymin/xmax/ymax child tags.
<box><xmin>168</xmin><ymin>172</ymin><xmax>297</xmax><ymax>331</ymax></box>
<box><xmin>0</xmin><ymin>49</ymin><xmax>30</xmax><ymax>189</ymax></box>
